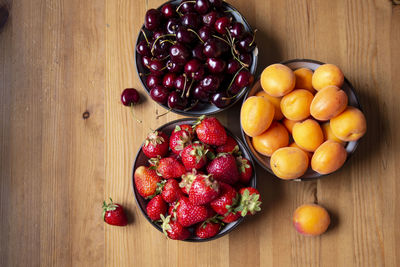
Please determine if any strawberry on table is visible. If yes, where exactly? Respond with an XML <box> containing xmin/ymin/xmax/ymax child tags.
<box><xmin>216</xmin><ymin>136</ymin><xmax>239</xmax><ymax>154</ymax></box>
<box><xmin>181</xmin><ymin>142</ymin><xmax>209</xmax><ymax>170</ymax></box>
<box><xmin>195</xmin><ymin>220</ymin><xmax>221</xmax><ymax>239</ymax></box>
<box><xmin>169</xmin><ymin>128</ymin><xmax>193</xmax><ymax>155</ymax></box>
<box><xmin>176</xmin><ymin>197</ymin><xmax>215</xmax><ymax>227</ymax></box>
<box><xmin>193</xmin><ymin>116</ymin><xmax>227</xmax><ymax>146</ymax></box>
<box><xmin>210</xmin><ymin>182</ymin><xmax>239</xmax><ymax>216</ymax></box>
<box><xmin>206</xmin><ymin>153</ymin><xmax>240</xmax><ymax>184</ymax></box>
<box><xmin>236</xmin><ymin>156</ymin><xmax>253</xmax><ymax>184</ymax></box>
<box><xmin>238</xmin><ymin>187</ymin><xmax>262</xmax><ymax>216</ymax></box>
<box><xmin>142</xmin><ymin>131</ymin><xmax>169</xmax><ymax>159</ymax></box>
<box><xmin>161</xmin><ymin>214</ymin><xmax>190</xmax><ymax>240</ymax></box>
<box><xmin>146</xmin><ymin>195</ymin><xmax>168</xmax><ymax>221</ymax></box>
<box><xmin>189</xmin><ymin>174</ymin><xmax>220</xmax><ymax>205</ymax></box>
<box><xmin>162</xmin><ymin>179</ymin><xmax>184</xmax><ymax>203</ymax></box>
<box><xmin>179</xmin><ymin>169</ymin><xmax>198</xmax><ymax>195</ymax></box>
<box><xmin>150</xmin><ymin>156</ymin><xmax>186</xmax><ymax>179</ymax></box>
<box><xmin>134</xmin><ymin>166</ymin><xmax>162</xmax><ymax>198</ymax></box>
<box><xmin>103</xmin><ymin>198</ymin><xmax>128</xmax><ymax>226</ymax></box>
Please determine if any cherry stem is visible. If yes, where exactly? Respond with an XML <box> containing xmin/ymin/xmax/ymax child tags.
<box><xmin>158</xmin><ymin>54</ymin><xmax>171</xmax><ymax>61</ymax></box>
<box><xmin>181</xmin><ymin>73</ymin><xmax>188</xmax><ymax>98</ymax></box>
<box><xmin>141</xmin><ymin>29</ymin><xmax>151</xmax><ymax>46</ymax></box>
<box><xmin>151</xmin><ymin>34</ymin><xmax>176</xmax><ymax>54</ymax></box>
<box><xmin>185</xmin><ymin>77</ymin><xmax>195</xmax><ymax>98</ymax></box>
<box><xmin>160</xmin><ymin>39</ymin><xmax>176</xmax><ymax>46</ymax></box>
<box><xmin>187</xmin><ymin>28</ymin><xmax>204</xmax><ymax>44</ymax></box>
<box><xmin>139</xmin><ymin>72</ymin><xmax>150</xmax><ymax>77</ymax></box>
<box><xmin>184</xmin><ymin>100</ymin><xmax>199</xmax><ymax>111</ymax></box>
<box><xmin>249</xmin><ymin>29</ymin><xmax>258</xmax><ymax>46</ymax></box>
<box><xmin>226</xmin><ymin>65</ymin><xmax>245</xmax><ymax>93</ymax></box>
<box><xmin>156</xmin><ymin>109</ymin><xmax>171</xmax><ymax>119</ymax></box>
<box><xmin>130</xmin><ymin>103</ymin><xmax>142</xmax><ymax>123</ymax></box>
<box><xmin>176</xmin><ymin>1</ymin><xmax>196</xmax><ymax>14</ymax></box>
<box><xmin>212</xmin><ymin>34</ymin><xmax>230</xmax><ymax>45</ymax></box>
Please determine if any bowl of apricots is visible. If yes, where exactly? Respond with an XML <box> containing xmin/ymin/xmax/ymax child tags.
<box><xmin>240</xmin><ymin>59</ymin><xmax>367</xmax><ymax>180</ymax></box>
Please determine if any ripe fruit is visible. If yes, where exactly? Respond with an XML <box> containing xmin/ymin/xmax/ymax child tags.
<box><xmin>195</xmin><ymin>221</ymin><xmax>221</xmax><ymax>239</ymax></box>
<box><xmin>260</xmin><ymin>64</ymin><xmax>295</xmax><ymax>97</ymax></box>
<box><xmin>207</xmin><ymin>153</ymin><xmax>239</xmax><ymax>184</ymax></box>
<box><xmin>189</xmin><ymin>174</ymin><xmax>220</xmax><ymax>205</ymax></box>
<box><xmin>176</xmin><ymin>197</ymin><xmax>214</xmax><ymax>227</ymax></box>
<box><xmin>216</xmin><ymin>136</ymin><xmax>239</xmax><ymax>154</ymax></box>
<box><xmin>214</xmin><ymin>16</ymin><xmax>231</xmax><ymax>34</ymax></box>
<box><xmin>330</xmin><ymin>106</ymin><xmax>367</xmax><ymax>141</ymax></box>
<box><xmin>134</xmin><ymin>166</ymin><xmax>162</xmax><ymax>198</ymax></box>
<box><xmin>312</xmin><ymin>63</ymin><xmax>344</xmax><ymax>91</ymax></box>
<box><xmin>293</xmin><ymin>204</ymin><xmax>330</xmax><ymax>236</ymax></box>
<box><xmin>311</xmin><ymin>140</ymin><xmax>347</xmax><ymax>174</ymax></box>
<box><xmin>194</xmin><ymin>116</ymin><xmax>227</xmax><ymax>146</ymax></box>
<box><xmin>236</xmin><ymin>156</ymin><xmax>253</xmax><ymax>184</ymax></box>
<box><xmin>181</xmin><ymin>142</ymin><xmax>209</xmax><ymax>170</ymax></box>
<box><xmin>146</xmin><ymin>195</ymin><xmax>168</xmax><ymax>221</ymax></box>
<box><xmin>270</xmin><ymin>147</ymin><xmax>309</xmax><ymax>180</ymax></box>
<box><xmin>144</xmin><ymin>9</ymin><xmax>162</xmax><ymax>30</ymax></box>
<box><xmin>292</xmin><ymin>119</ymin><xmax>324</xmax><ymax>152</ymax></box>
<box><xmin>103</xmin><ymin>198</ymin><xmax>128</xmax><ymax>226</ymax></box>
<box><xmin>255</xmin><ymin>91</ymin><xmax>284</xmax><ymax>120</ymax></box>
<box><xmin>282</xmin><ymin>118</ymin><xmax>297</xmax><ymax>134</ymax></box>
<box><xmin>280</xmin><ymin>89</ymin><xmax>314</xmax><ymax>121</ymax></box>
<box><xmin>310</xmin><ymin>85</ymin><xmax>348</xmax><ymax>121</ymax></box>
<box><xmin>174</xmin><ymin>124</ymin><xmax>194</xmax><ymax>135</ymax></box>
<box><xmin>252</xmin><ymin>121</ymin><xmax>289</xmax><ymax>156</ymax></box>
<box><xmin>142</xmin><ymin>131</ymin><xmax>169</xmax><ymax>158</ymax></box>
<box><xmin>121</xmin><ymin>88</ymin><xmax>140</xmax><ymax>106</ymax></box>
<box><xmin>161</xmin><ymin>214</ymin><xmax>190</xmax><ymax>240</ymax></box>
<box><xmin>240</xmin><ymin>96</ymin><xmax>275</xmax><ymax>137</ymax></box>
<box><xmin>238</xmin><ymin>187</ymin><xmax>261</xmax><ymax>216</ymax></box>
<box><xmin>321</xmin><ymin>122</ymin><xmax>345</xmax><ymax>145</ymax></box>
<box><xmin>294</xmin><ymin>68</ymin><xmax>315</xmax><ymax>94</ymax></box>
<box><xmin>289</xmin><ymin>142</ymin><xmax>313</xmax><ymax>160</ymax></box>
<box><xmin>180</xmin><ymin>169</ymin><xmax>198</xmax><ymax>195</ymax></box>
<box><xmin>169</xmin><ymin>129</ymin><xmax>193</xmax><ymax>155</ymax></box>
<box><xmin>151</xmin><ymin>157</ymin><xmax>186</xmax><ymax>179</ymax></box>
<box><xmin>162</xmin><ymin>179</ymin><xmax>184</xmax><ymax>203</ymax></box>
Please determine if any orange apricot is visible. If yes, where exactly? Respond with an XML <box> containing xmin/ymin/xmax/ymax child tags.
<box><xmin>293</xmin><ymin>204</ymin><xmax>330</xmax><ymax>236</ymax></box>
<box><xmin>280</xmin><ymin>89</ymin><xmax>314</xmax><ymax>121</ymax></box>
<box><xmin>260</xmin><ymin>64</ymin><xmax>295</xmax><ymax>97</ymax></box>
<box><xmin>256</xmin><ymin>91</ymin><xmax>284</xmax><ymax>120</ymax></box>
<box><xmin>241</xmin><ymin>96</ymin><xmax>275</xmax><ymax>137</ymax></box>
<box><xmin>311</xmin><ymin>140</ymin><xmax>347</xmax><ymax>174</ymax></box>
<box><xmin>282</xmin><ymin>118</ymin><xmax>297</xmax><ymax>134</ymax></box>
<box><xmin>252</xmin><ymin>122</ymin><xmax>289</xmax><ymax>156</ymax></box>
<box><xmin>312</xmin><ymin>64</ymin><xmax>344</xmax><ymax>91</ymax></box>
<box><xmin>270</xmin><ymin>147</ymin><xmax>309</xmax><ymax>180</ymax></box>
<box><xmin>330</xmin><ymin>107</ymin><xmax>367</xmax><ymax>141</ymax></box>
<box><xmin>321</xmin><ymin>122</ymin><xmax>345</xmax><ymax>145</ymax></box>
<box><xmin>289</xmin><ymin>142</ymin><xmax>313</xmax><ymax>160</ymax></box>
<box><xmin>310</xmin><ymin>85</ymin><xmax>348</xmax><ymax>121</ymax></box>
<box><xmin>294</xmin><ymin>68</ymin><xmax>316</xmax><ymax>94</ymax></box>
<box><xmin>292</xmin><ymin>119</ymin><xmax>324</xmax><ymax>152</ymax></box>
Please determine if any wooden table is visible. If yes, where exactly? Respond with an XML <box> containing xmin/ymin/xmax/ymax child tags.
<box><xmin>1</xmin><ymin>0</ymin><xmax>399</xmax><ymax>266</ymax></box>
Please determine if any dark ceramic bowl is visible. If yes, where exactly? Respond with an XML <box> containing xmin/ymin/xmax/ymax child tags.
<box><xmin>135</xmin><ymin>0</ymin><xmax>258</xmax><ymax>116</ymax></box>
<box><xmin>132</xmin><ymin>118</ymin><xmax>257</xmax><ymax>241</ymax></box>
<box><xmin>241</xmin><ymin>59</ymin><xmax>362</xmax><ymax>181</ymax></box>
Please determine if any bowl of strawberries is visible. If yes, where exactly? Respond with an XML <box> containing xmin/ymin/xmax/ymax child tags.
<box><xmin>132</xmin><ymin>116</ymin><xmax>260</xmax><ymax>241</ymax></box>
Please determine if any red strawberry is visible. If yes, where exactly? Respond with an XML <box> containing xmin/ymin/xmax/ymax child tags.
<box><xmin>142</xmin><ymin>131</ymin><xmax>169</xmax><ymax>158</ymax></box>
<box><xmin>174</xmin><ymin>124</ymin><xmax>194</xmax><ymax>135</ymax></box>
<box><xmin>195</xmin><ymin>220</ymin><xmax>221</xmax><ymax>239</ymax></box>
<box><xmin>161</xmin><ymin>214</ymin><xmax>190</xmax><ymax>240</ymax></box>
<box><xmin>179</xmin><ymin>169</ymin><xmax>198</xmax><ymax>195</ymax></box>
<box><xmin>150</xmin><ymin>157</ymin><xmax>186</xmax><ymax>179</ymax></box>
<box><xmin>210</xmin><ymin>183</ymin><xmax>239</xmax><ymax>215</ymax></box>
<box><xmin>176</xmin><ymin>197</ymin><xmax>214</xmax><ymax>227</ymax></box>
<box><xmin>103</xmin><ymin>198</ymin><xmax>128</xmax><ymax>226</ymax></box>
<box><xmin>162</xmin><ymin>179</ymin><xmax>184</xmax><ymax>203</ymax></box>
<box><xmin>146</xmin><ymin>195</ymin><xmax>167</xmax><ymax>221</ymax></box>
<box><xmin>194</xmin><ymin>116</ymin><xmax>227</xmax><ymax>146</ymax></box>
<box><xmin>237</xmin><ymin>187</ymin><xmax>262</xmax><ymax>216</ymax></box>
<box><xmin>134</xmin><ymin>166</ymin><xmax>162</xmax><ymax>198</ymax></box>
<box><xmin>216</xmin><ymin>136</ymin><xmax>239</xmax><ymax>154</ymax></box>
<box><xmin>221</xmin><ymin>212</ymin><xmax>240</xmax><ymax>223</ymax></box>
<box><xmin>206</xmin><ymin>153</ymin><xmax>239</xmax><ymax>184</ymax></box>
<box><xmin>189</xmin><ymin>174</ymin><xmax>220</xmax><ymax>205</ymax></box>
<box><xmin>236</xmin><ymin>156</ymin><xmax>253</xmax><ymax>184</ymax></box>
<box><xmin>169</xmin><ymin>129</ymin><xmax>193</xmax><ymax>155</ymax></box>
<box><xmin>181</xmin><ymin>142</ymin><xmax>208</xmax><ymax>170</ymax></box>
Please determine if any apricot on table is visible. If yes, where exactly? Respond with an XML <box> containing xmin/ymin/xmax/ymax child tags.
<box><xmin>256</xmin><ymin>91</ymin><xmax>284</xmax><ymax>120</ymax></box>
<box><xmin>241</xmin><ymin>96</ymin><xmax>275</xmax><ymax>137</ymax></box>
<box><xmin>289</xmin><ymin>142</ymin><xmax>313</xmax><ymax>160</ymax></box>
<box><xmin>330</xmin><ymin>106</ymin><xmax>367</xmax><ymax>141</ymax></box>
<box><xmin>270</xmin><ymin>147</ymin><xmax>309</xmax><ymax>180</ymax></box>
<box><xmin>280</xmin><ymin>89</ymin><xmax>314</xmax><ymax>121</ymax></box>
<box><xmin>294</xmin><ymin>67</ymin><xmax>316</xmax><ymax>94</ymax></box>
<box><xmin>321</xmin><ymin>122</ymin><xmax>345</xmax><ymax>145</ymax></box>
<box><xmin>293</xmin><ymin>204</ymin><xmax>331</xmax><ymax>236</ymax></box>
<box><xmin>282</xmin><ymin>118</ymin><xmax>298</xmax><ymax>134</ymax></box>
<box><xmin>310</xmin><ymin>85</ymin><xmax>348</xmax><ymax>121</ymax></box>
<box><xmin>261</xmin><ymin>64</ymin><xmax>295</xmax><ymax>97</ymax></box>
<box><xmin>292</xmin><ymin>119</ymin><xmax>324</xmax><ymax>152</ymax></box>
<box><xmin>311</xmin><ymin>140</ymin><xmax>347</xmax><ymax>174</ymax></box>
<box><xmin>252</xmin><ymin>121</ymin><xmax>289</xmax><ymax>156</ymax></box>
<box><xmin>312</xmin><ymin>64</ymin><xmax>344</xmax><ymax>91</ymax></box>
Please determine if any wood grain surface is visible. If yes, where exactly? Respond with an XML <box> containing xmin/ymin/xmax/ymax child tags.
<box><xmin>0</xmin><ymin>0</ymin><xmax>399</xmax><ymax>266</ymax></box>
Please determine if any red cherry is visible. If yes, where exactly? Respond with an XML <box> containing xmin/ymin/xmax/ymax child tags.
<box><xmin>214</xmin><ymin>17</ymin><xmax>231</xmax><ymax>34</ymax></box>
<box><xmin>121</xmin><ymin>88</ymin><xmax>140</xmax><ymax>106</ymax></box>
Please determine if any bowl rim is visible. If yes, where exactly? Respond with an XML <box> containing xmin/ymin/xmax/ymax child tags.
<box><xmin>134</xmin><ymin>0</ymin><xmax>258</xmax><ymax>116</ymax></box>
<box><xmin>132</xmin><ymin>118</ymin><xmax>257</xmax><ymax>242</ymax></box>
<box><xmin>241</xmin><ymin>58</ymin><xmax>363</xmax><ymax>181</ymax></box>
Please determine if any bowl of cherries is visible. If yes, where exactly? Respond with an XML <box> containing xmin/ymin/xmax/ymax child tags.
<box><xmin>135</xmin><ymin>0</ymin><xmax>258</xmax><ymax>116</ymax></box>
<box><xmin>132</xmin><ymin>117</ymin><xmax>260</xmax><ymax>241</ymax></box>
